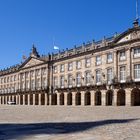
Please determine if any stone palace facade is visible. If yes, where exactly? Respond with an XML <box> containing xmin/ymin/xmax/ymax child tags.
<box><xmin>0</xmin><ymin>21</ymin><xmax>140</xmax><ymax>106</ymax></box>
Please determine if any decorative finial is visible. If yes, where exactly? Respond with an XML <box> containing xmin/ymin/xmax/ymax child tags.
<box><xmin>30</xmin><ymin>44</ymin><xmax>40</xmax><ymax>58</ymax></box>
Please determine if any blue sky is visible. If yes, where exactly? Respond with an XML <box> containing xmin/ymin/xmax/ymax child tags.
<box><xmin>0</xmin><ymin>0</ymin><xmax>138</xmax><ymax>69</ymax></box>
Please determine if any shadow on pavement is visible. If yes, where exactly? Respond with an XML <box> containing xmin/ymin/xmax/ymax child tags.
<box><xmin>0</xmin><ymin>118</ymin><xmax>139</xmax><ymax>140</ymax></box>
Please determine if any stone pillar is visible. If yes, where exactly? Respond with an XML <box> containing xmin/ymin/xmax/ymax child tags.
<box><xmin>18</xmin><ymin>94</ymin><xmax>20</xmax><ymax>105</ymax></box>
<box><xmin>72</xmin><ymin>92</ymin><xmax>76</xmax><ymax>106</ymax></box>
<box><xmin>91</xmin><ymin>91</ymin><xmax>95</xmax><ymax>106</ymax></box>
<box><xmin>57</xmin><ymin>92</ymin><xmax>60</xmax><ymax>106</ymax></box>
<box><xmin>23</xmin><ymin>94</ymin><xmax>25</xmax><ymax>105</ymax></box>
<box><xmin>33</xmin><ymin>94</ymin><xmax>35</xmax><ymax>105</ymax></box>
<box><xmin>49</xmin><ymin>94</ymin><xmax>52</xmax><ymax>105</ymax></box>
<box><xmin>0</xmin><ymin>96</ymin><xmax>1</xmax><ymax>104</ymax></box>
<box><xmin>28</xmin><ymin>94</ymin><xmax>30</xmax><ymax>105</ymax></box>
<box><xmin>113</xmin><ymin>89</ymin><xmax>118</xmax><ymax>106</ymax></box>
<box><xmin>45</xmin><ymin>93</ymin><xmax>48</xmax><ymax>105</ymax></box>
<box><xmin>101</xmin><ymin>90</ymin><xmax>106</xmax><ymax>106</ymax></box>
<box><xmin>125</xmin><ymin>88</ymin><xmax>131</xmax><ymax>106</ymax></box>
<box><xmin>5</xmin><ymin>96</ymin><xmax>7</xmax><ymax>104</ymax></box>
<box><xmin>38</xmin><ymin>93</ymin><xmax>41</xmax><ymax>105</ymax></box>
<box><xmin>64</xmin><ymin>92</ymin><xmax>67</xmax><ymax>106</ymax></box>
<box><xmin>16</xmin><ymin>95</ymin><xmax>18</xmax><ymax>105</ymax></box>
<box><xmin>81</xmin><ymin>91</ymin><xmax>85</xmax><ymax>106</ymax></box>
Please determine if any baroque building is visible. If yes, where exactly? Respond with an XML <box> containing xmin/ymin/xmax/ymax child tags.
<box><xmin>0</xmin><ymin>21</ymin><xmax>140</xmax><ymax>106</ymax></box>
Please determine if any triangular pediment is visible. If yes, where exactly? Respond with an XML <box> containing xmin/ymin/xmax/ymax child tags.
<box><xmin>20</xmin><ymin>57</ymin><xmax>45</xmax><ymax>69</ymax></box>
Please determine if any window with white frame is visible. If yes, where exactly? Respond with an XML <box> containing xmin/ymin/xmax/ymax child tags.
<box><xmin>107</xmin><ymin>68</ymin><xmax>113</xmax><ymax>84</ymax></box>
<box><xmin>31</xmin><ymin>80</ymin><xmax>35</xmax><ymax>90</ymax></box>
<box><xmin>96</xmin><ymin>70</ymin><xmax>101</xmax><ymax>84</ymax></box>
<box><xmin>76</xmin><ymin>60</ymin><xmax>81</xmax><ymax>69</ymax></box>
<box><xmin>53</xmin><ymin>77</ymin><xmax>58</xmax><ymax>88</ymax></box>
<box><xmin>60</xmin><ymin>64</ymin><xmax>65</xmax><ymax>72</ymax></box>
<box><xmin>53</xmin><ymin>66</ymin><xmax>57</xmax><ymax>73</ymax></box>
<box><xmin>107</xmin><ymin>53</ymin><xmax>113</xmax><ymax>63</ymax></box>
<box><xmin>85</xmin><ymin>58</ymin><xmax>91</xmax><ymax>67</ymax></box>
<box><xmin>25</xmin><ymin>72</ymin><xmax>29</xmax><ymax>79</ymax></box>
<box><xmin>134</xmin><ymin>64</ymin><xmax>140</xmax><ymax>81</ymax></box>
<box><xmin>120</xmin><ymin>66</ymin><xmax>126</xmax><ymax>82</ymax></box>
<box><xmin>120</xmin><ymin>51</ymin><xmax>126</xmax><ymax>61</ymax></box>
<box><xmin>76</xmin><ymin>73</ymin><xmax>81</xmax><ymax>86</ymax></box>
<box><xmin>42</xmin><ymin>77</ymin><xmax>46</xmax><ymax>88</ymax></box>
<box><xmin>134</xmin><ymin>48</ymin><xmax>140</xmax><ymax>58</ymax></box>
<box><xmin>60</xmin><ymin>76</ymin><xmax>65</xmax><ymax>87</ymax></box>
<box><xmin>68</xmin><ymin>62</ymin><xmax>73</xmax><ymax>71</ymax></box>
<box><xmin>42</xmin><ymin>68</ymin><xmax>47</xmax><ymax>75</ymax></box>
<box><xmin>30</xmin><ymin>71</ymin><xmax>35</xmax><ymax>78</ymax></box>
<box><xmin>96</xmin><ymin>56</ymin><xmax>101</xmax><ymax>65</ymax></box>
<box><xmin>26</xmin><ymin>80</ymin><xmax>30</xmax><ymax>89</ymax></box>
<box><xmin>68</xmin><ymin>74</ymin><xmax>73</xmax><ymax>87</ymax></box>
<box><xmin>36</xmin><ymin>69</ymin><xmax>40</xmax><ymax>76</ymax></box>
<box><xmin>85</xmin><ymin>71</ymin><xmax>91</xmax><ymax>85</ymax></box>
<box><xmin>36</xmin><ymin>78</ymin><xmax>40</xmax><ymax>89</ymax></box>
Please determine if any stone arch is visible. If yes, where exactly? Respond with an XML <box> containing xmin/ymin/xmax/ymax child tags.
<box><xmin>95</xmin><ymin>90</ymin><xmax>101</xmax><ymax>105</ymax></box>
<box><xmin>35</xmin><ymin>94</ymin><xmax>39</xmax><ymax>105</ymax></box>
<box><xmin>117</xmin><ymin>89</ymin><xmax>126</xmax><ymax>106</ymax></box>
<box><xmin>106</xmin><ymin>90</ymin><xmax>113</xmax><ymax>106</ymax></box>
<box><xmin>20</xmin><ymin>95</ymin><xmax>23</xmax><ymax>105</ymax></box>
<box><xmin>131</xmin><ymin>88</ymin><xmax>140</xmax><ymax>106</ymax></box>
<box><xmin>85</xmin><ymin>91</ymin><xmax>91</xmax><ymax>105</ymax></box>
<box><xmin>41</xmin><ymin>93</ymin><xmax>45</xmax><ymax>105</ymax></box>
<box><xmin>30</xmin><ymin>94</ymin><xmax>33</xmax><ymax>105</ymax></box>
<box><xmin>75</xmin><ymin>92</ymin><xmax>81</xmax><ymax>105</ymax></box>
<box><xmin>25</xmin><ymin>94</ymin><xmax>28</xmax><ymax>105</ymax></box>
<box><xmin>51</xmin><ymin>93</ymin><xmax>57</xmax><ymax>105</ymax></box>
<box><xmin>60</xmin><ymin>93</ymin><xmax>64</xmax><ymax>105</ymax></box>
<box><xmin>67</xmin><ymin>92</ymin><xmax>72</xmax><ymax>105</ymax></box>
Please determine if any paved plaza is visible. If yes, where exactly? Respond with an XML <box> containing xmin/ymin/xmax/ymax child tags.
<box><xmin>0</xmin><ymin>106</ymin><xmax>140</xmax><ymax>140</ymax></box>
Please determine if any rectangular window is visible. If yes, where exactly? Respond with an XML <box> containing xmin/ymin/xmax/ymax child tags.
<box><xmin>30</xmin><ymin>71</ymin><xmax>35</xmax><ymax>78</ymax></box>
<box><xmin>42</xmin><ymin>77</ymin><xmax>47</xmax><ymax>88</ymax></box>
<box><xmin>134</xmin><ymin>64</ymin><xmax>140</xmax><ymax>81</ymax></box>
<box><xmin>96</xmin><ymin>70</ymin><xmax>101</xmax><ymax>84</ymax></box>
<box><xmin>107</xmin><ymin>68</ymin><xmax>113</xmax><ymax>84</ymax></box>
<box><xmin>85</xmin><ymin>71</ymin><xmax>91</xmax><ymax>85</ymax></box>
<box><xmin>68</xmin><ymin>75</ymin><xmax>73</xmax><ymax>87</ymax></box>
<box><xmin>54</xmin><ymin>77</ymin><xmax>58</xmax><ymax>88</ymax></box>
<box><xmin>120</xmin><ymin>51</ymin><xmax>126</xmax><ymax>61</ymax></box>
<box><xmin>60</xmin><ymin>64</ymin><xmax>65</xmax><ymax>72</ymax></box>
<box><xmin>25</xmin><ymin>72</ymin><xmax>29</xmax><ymax>79</ymax></box>
<box><xmin>76</xmin><ymin>73</ymin><xmax>81</xmax><ymax>86</ymax></box>
<box><xmin>42</xmin><ymin>68</ymin><xmax>47</xmax><ymax>75</ymax></box>
<box><xmin>60</xmin><ymin>76</ymin><xmax>65</xmax><ymax>88</ymax></box>
<box><xmin>107</xmin><ymin>53</ymin><xmax>113</xmax><ymax>63</ymax></box>
<box><xmin>26</xmin><ymin>80</ymin><xmax>30</xmax><ymax>89</ymax></box>
<box><xmin>96</xmin><ymin>56</ymin><xmax>101</xmax><ymax>65</ymax></box>
<box><xmin>120</xmin><ymin>66</ymin><xmax>126</xmax><ymax>82</ymax></box>
<box><xmin>85</xmin><ymin>58</ymin><xmax>91</xmax><ymax>67</ymax></box>
<box><xmin>134</xmin><ymin>48</ymin><xmax>140</xmax><ymax>58</ymax></box>
<box><xmin>68</xmin><ymin>62</ymin><xmax>73</xmax><ymax>71</ymax></box>
<box><xmin>31</xmin><ymin>80</ymin><xmax>35</xmax><ymax>90</ymax></box>
<box><xmin>36</xmin><ymin>78</ymin><xmax>40</xmax><ymax>89</ymax></box>
<box><xmin>53</xmin><ymin>66</ymin><xmax>57</xmax><ymax>73</ymax></box>
<box><xmin>36</xmin><ymin>69</ymin><xmax>40</xmax><ymax>76</ymax></box>
<box><xmin>76</xmin><ymin>60</ymin><xmax>81</xmax><ymax>69</ymax></box>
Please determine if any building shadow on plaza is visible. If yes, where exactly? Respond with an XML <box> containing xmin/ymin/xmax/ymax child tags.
<box><xmin>0</xmin><ymin>118</ymin><xmax>139</xmax><ymax>140</ymax></box>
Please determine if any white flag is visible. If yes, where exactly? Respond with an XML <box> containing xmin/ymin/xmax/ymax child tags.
<box><xmin>54</xmin><ymin>45</ymin><xmax>59</xmax><ymax>50</ymax></box>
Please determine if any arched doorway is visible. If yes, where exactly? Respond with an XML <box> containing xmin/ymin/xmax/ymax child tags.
<box><xmin>117</xmin><ymin>89</ymin><xmax>125</xmax><ymax>106</ymax></box>
<box><xmin>20</xmin><ymin>95</ymin><xmax>23</xmax><ymax>105</ymax></box>
<box><xmin>35</xmin><ymin>94</ymin><xmax>39</xmax><ymax>105</ymax></box>
<box><xmin>75</xmin><ymin>92</ymin><xmax>81</xmax><ymax>105</ymax></box>
<box><xmin>106</xmin><ymin>90</ymin><xmax>113</xmax><ymax>106</ymax></box>
<box><xmin>131</xmin><ymin>88</ymin><xmax>140</xmax><ymax>106</ymax></box>
<box><xmin>3</xmin><ymin>96</ymin><xmax>6</xmax><ymax>104</ymax></box>
<box><xmin>60</xmin><ymin>93</ymin><xmax>64</xmax><ymax>105</ymax></box>
<box><xmin>14</xmin><ymin>96</ymin><xmax>16</xmax><ymax>103</ymax></box>
<box><xmin>30</xmin><ymin>94</ymin><xmax>33</xmax><ymax>105</ymax></box>
<box><xmin>25</xmin><ymin>94</ymin><xmax>28</xmax><ymax>105</ymax></box>
<box><xmin>67</xmin><ymin>92</ymin><xmax>72</xmax><ymax>105</ymax></box>
<box><xmin>51</xmin><ymin>93</ymin><xmax>57</xmax><ymax>105</ymax></box>
<box><xmin>41</xmin><ymin>93</ymin><xmax>45</xmax><ymax>105</ymax></box>
<box><xmin>95</xmin><ymin>91</ymin><xmax>101</xmax><ymax>105</ymax></box>
<box><xmin>85</xmin><ymin>92</ymin><xmax>91</xmax><ymax>105</ymax></box>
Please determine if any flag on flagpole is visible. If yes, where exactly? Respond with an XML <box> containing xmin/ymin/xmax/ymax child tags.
<box><xmin>54</xmin><ymin>45</ymin><xmax>59</xmax><ymax>50</ymax></box>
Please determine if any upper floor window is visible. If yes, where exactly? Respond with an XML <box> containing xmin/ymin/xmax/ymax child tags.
<box><xmin>30</xmin><ymin>71</ymin><xmax>35</xmax><ymax>78</ymax></box>
<box><xmin>36</xmin><ymin>69</ymin><xmax>40</xmax><ymax>76</ymax></box>
<box><xmin>107</xmin><ymin>53</ymin><xmax>113</xmax><ymax>63</ymax></box>
<box><xmin>96</xmin><ymin>56</ymin><xmax>101</xmax><ymax>65</ymax></box>
<box><xmin>76</xmin><ymin>73</ymin><xmax>81</xmax><ymax>86</ymax></box>
<box><xmin>42</xmin><ymin>68</ymin><xmax>47</xmax><ymax>75</ymax></box>
<box><xmin>60</xmin><ymin>64</ymin><xmax>65</xmax><ymax>72</ymax></box>
<box><xmin>31</xmin><ymin>80</ymin><xmax>35</xmax><ymax>90</ymax></box>
<box><xmin>120</xmin><ymin>51</ymin><xmax>126</xmax><ymax>61</ymax></box>
<box><xmin>96</xmin><ymin>70</ymin><xmax>101</xmax><ymax>84</ymax></box>
<box><xmin>85</xmin><ymin>58</ymin><xmax>91</xmax><ymax>67</ymax></box>
<box><xmin>53</xmin><ymin>77</ymin><xmax>58</xmax><ymax>88</ymax></box>
<box><xmin>60</xmin><ymin>75</ymin><xmax>65</xmax><ymax>87</ymax></box>
<box><xmin>53</xmin><ymin>66</ymin><xmax>57</xmax><ymax>73</ymax></box>
<box><xmin>14</xmin><ymin>75</ymin><xmax>17</xmax><ymax>81</ymax></box>
<box><xmin>134</xmin><ymin>48</ymin><xmax>140</xmax><ymax>58</ymax></box>
<box><xmin>107</xmin><ymin>68</ymin><xmax>113</xmax><ymax>84</ymax></box>
<box><xmin>68</xmin><ymin>74</ymin><xmax>73</xmax><ymax>87</ymax></box>
<box><xmin>134</xmin><ymin>64</ymin><xmax>140</xmax><ymax>81</ymax></box>
<box><xmin>36</xmin><ymin>78</ymin><xmax>40</xmax><ymax>88</ymax></box>
<box><xmin>25</xmin><ymin>72</ymin><xmax>29</xmax><ymax>79</ymax></box>
<box><xmin>68</xmin><ymin>62</ymin><xmax>73</xmax><ymax>71</ymax></box>
<box><xmin>85</xmin><ymin>71</ymin><xmax>91</xmax><ymax>85</ymax></box>
<box><xmin>76</xmin><ymin>60</ymin><xmax>81</xmax><ymax>69</ymax></box>
<box><xmin>42</xmin><ymin>77</ymin><xmax>47</xmax><ymax>87</ymax></box>
<box><xmin>120</xmin><ymin>66</ymin><xmax>126</xmax><ymax>82</ymax></box>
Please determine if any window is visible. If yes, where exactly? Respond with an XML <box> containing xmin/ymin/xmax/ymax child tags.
<box><xmin>76</xmin><ymin>73</ymin><xmax>81</xmax><ymax>86</ymax></box>
<box><xmin>120</xmin><ymin>51</ymin><xmax>126</xmax><ymax>61</ymax></box>
<box><xmin>60</xmin><ymin>64</ymin><xmax>65</xmax><ymax>72</ymax></box>
<box><xmin>76</xmin><ymin>60</ymin><xmax>81</xmax><ymax>69</ymax></box>
<box><xmin>54</xmin><ymin>77</ymin><xmax>58</xmax><ymax>88</ymax></box>
<box><xmin>36</xmin><ymin>69</ymin><xmax>40</xmax><ymax>76</ymax></box>
<box><xmin>42</xmin><ymin>77</ymin><xmax>47</xmax><ymax>88</ymax></box>
<box><xmin>134</xmin><ymin>48</ymin><xmax>140</xmax><ymax>58</ymax></box>
<box><xmin>107</xmin><ymin>53</ymin><xmax>113</xmax><ymax>63</ymax></box>
<box><xmin>120</xmin><ymin>66</ymin><xmax>126</xmax><ymax>82</ymax></box>
<box><xmin>96</xmin><ymin>70</ymin><xmax>101</xmax><ymax>84</ymax></box>
<box><xmin>30</xmin><ymin>71</ymin><xmax>35</xmax><ymax>78</ymax></box>
<box><xmin>36</xmin><ymin>78</ymin><xmax>40</xmax><ymax>89</ymax></box>
<box><xmin>53</xmin><ymin>66</ymin><xmax>57</xmax><ymax>73</ymax></box>
<box><xmin>85</xmin><ymin>58</ymin><xmax>91</xmax><ymax>67</ymax></box>
<box><xmin>68</xmin><ymin>75</ymin><xmax>73</xmax><ymax>87</ymax></box>
<box><xmin>25</xmin><ymin>72</ymin><xmax>29</xmax><ymax>79</ymax></box>
<box><xmin>42</xmin><ymin>68</ymin><xmax>47</xmax><ymax>75</ymax></box>
<box><xmin>85</xmin><ymin>71</ymin><xmax>91</xmax><ymax>85</ymax></box>
<box><xmin>26</xmin><ymin>80</ymin><xmax>30</xmax><ymax>89</ymax></box>
<box><xmin>68</xmin><ymin>62</ymin><xmax>73</xmax><ymax>71</ymax></box>
<box><xmin>107</xmin><ymin>68</ymin><xmax>113</xmax><ymax>84</ymax></box>
<box><xmin>14</xmin><ymin>75</ymin><xmax>17</xmax><ymax>81</ymax></box>
<box><xmin>31</xmin><ymin>80</ymin><xmax>35</xmax><ymax>90</ymax></box>
<box><xmin>96</xmin><ymin>56</ymin><xmax>101</xmax><ymax>65</ymax></box>
<box><xmin>60</xmin><ymin>76</ymin><xmax>65</xmax><ymax>88</ymax></box>
<box><xmin>134</xmin><ymin>64</ymin><xmax>140</xmax><ymax>81</ymax></box>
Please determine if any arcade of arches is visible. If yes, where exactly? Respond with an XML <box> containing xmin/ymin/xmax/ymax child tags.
<box><xmin>0</xmin><ymin>88</ymin><xmax>140</xmax><ymax>106</ymax></box>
